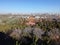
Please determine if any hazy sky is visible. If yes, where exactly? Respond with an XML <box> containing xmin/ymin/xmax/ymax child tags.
<box><xmin>0</xmin><ymin>0</ymin><xmax>60</xmax><ymax>13</ymax></box>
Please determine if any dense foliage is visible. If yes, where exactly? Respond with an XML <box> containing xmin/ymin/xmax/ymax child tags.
<box><xmin>0</xmin><ymin>16</ymin><xmax>60</xmax><ymax>45</ymax></box>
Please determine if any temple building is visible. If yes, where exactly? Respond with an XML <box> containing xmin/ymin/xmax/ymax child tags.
<box><xmin>26</xmin><ymin>16</ymin><xmax>36</xmax><ymax>26</ymax></box>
